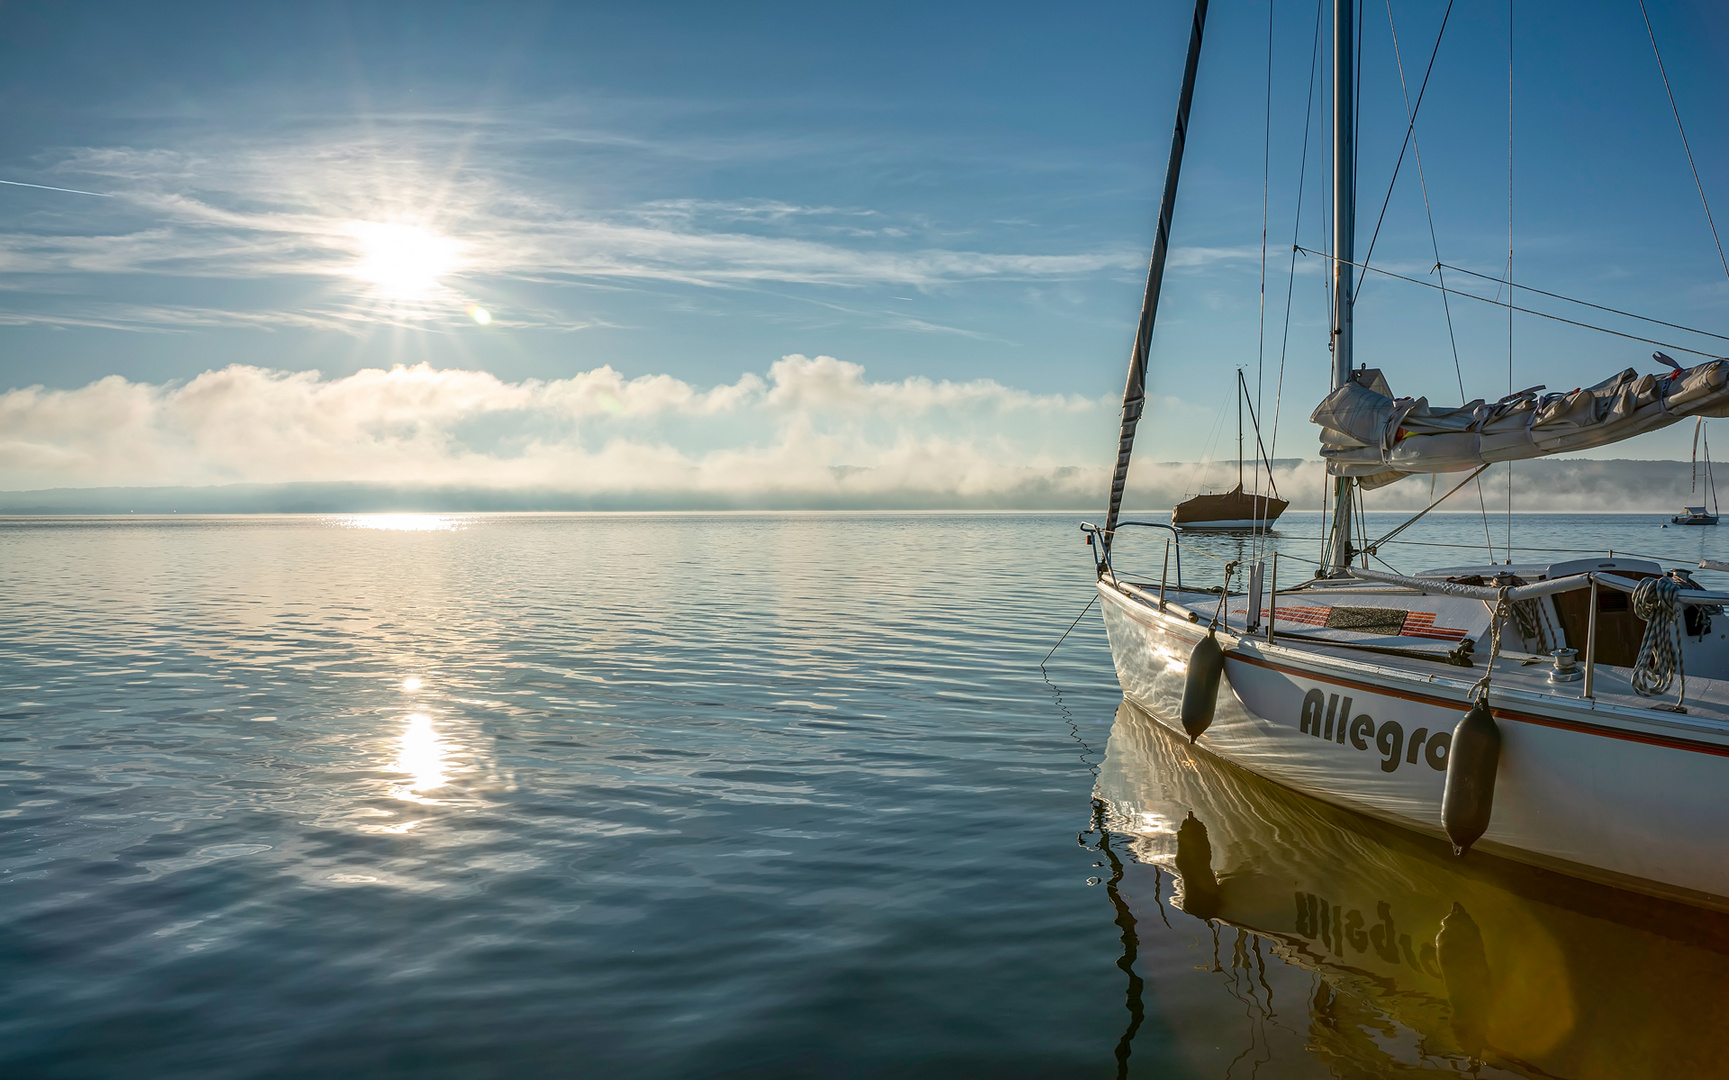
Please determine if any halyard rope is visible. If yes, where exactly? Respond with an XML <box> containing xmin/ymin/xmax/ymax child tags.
<box><xmin>1631</xmin><ymin>576</ymin><xmax>1686</xmax><ymax>704</ymax></box>
<box><xmin>1467</xmin><ymin>587</ymin><xmax>1511</xmax><ymax>704</ymax></box>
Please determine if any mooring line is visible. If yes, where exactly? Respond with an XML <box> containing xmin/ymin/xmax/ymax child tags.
<box><xmin>1041</xmin><ymin>593</ymin><xmax>1099</xmax><ymax>668</ymax></box>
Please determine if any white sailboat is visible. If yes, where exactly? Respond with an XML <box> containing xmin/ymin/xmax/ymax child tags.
<box><xmin>1672</xmin><ymin>417</ymin><xmax>1720</xmax><ymax>525</ymax></box>
<box><xmin>1087</xmin><ymin>0</ymin><xmax>1729</xmax><ymax>912</ymax></box>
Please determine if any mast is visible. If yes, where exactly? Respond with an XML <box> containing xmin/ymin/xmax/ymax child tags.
<box><xmin>1237</xmin><ymin>369</ymin><xmax>1244</xmax><ymax>491</ymax></box>
<box><xmin>1103</xmin><ymin>0</ymin><xmax>1209</xmax><ymax>550</ymax></box>
<box><xmin>1322</xmin><ymin>0</ymin><xmax>1357</xmax><ymax>573</ymax></box>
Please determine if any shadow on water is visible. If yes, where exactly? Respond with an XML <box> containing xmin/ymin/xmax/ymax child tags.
<box><xmin>1094</xmin><ymin>696</ymin><xmax>1729</xmax><ymax>1079</ymax></box>
<box><xmin>1052</xmin><ymin>665</ymin><xmax>1160</xmax><ymax>1077</ymax></box>
<box><xmin>1083</xmin><ymin>798</ymin><xmax>1146</xmax><ymax>1080</ymax></box>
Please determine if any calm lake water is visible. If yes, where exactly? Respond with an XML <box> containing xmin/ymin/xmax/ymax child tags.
<box><xmin>1</xmin><ymin>511</ymin><xmax>1725</xmax><ymax>1078</ymax></box>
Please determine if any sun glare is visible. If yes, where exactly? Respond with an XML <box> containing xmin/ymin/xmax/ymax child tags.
<box><xmin>329</xmin><ymin>514</ymin><xmax>467</xmax><ymax>532</ymax></box>
<box><xmin>348</xmin><ymin>221</ymin><xmax>460</xmax><ymax>300</ymax></box>
<box><xmin>393</xmin><ymin>713</ymin><xmax>449</xmax><ymax>800</ymax></box>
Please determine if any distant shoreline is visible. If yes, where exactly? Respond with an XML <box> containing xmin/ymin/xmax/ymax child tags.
<box><xmin>0</xmin><ymin>508</ymin><xmax>1695</xmax><ymax>519</ymax></box>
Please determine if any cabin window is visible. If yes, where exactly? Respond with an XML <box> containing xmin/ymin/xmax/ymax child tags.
<box><xmin>1551</xmin><ymin>574</ymin><xmax>1655</xmax><ymax>668</ymax></box>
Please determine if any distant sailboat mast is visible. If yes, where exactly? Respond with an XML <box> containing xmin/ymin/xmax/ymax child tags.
<box><xmin>1710</xmin><ymin>426</ymin><xmax>1721</xmax><ymax>516</ymax></box>
<box><xmin>1693</xmin><ymin>417</ymin><xmax>1705</xmax><ymax>498</ymax></box>
<box><xmin>1236</xmin><ymin>369</ymin><xmax>1245</xmax><ymax>492</ymax></box>
<box><xmin>1323</xmin><ymin>0</ymin><xmax>1357</xmax><ymax>574</ymax></box>
<box><xmin>1697</xmin><ymin>418</ymin><xmax>1720</xmax><ymax>517</ymax></box>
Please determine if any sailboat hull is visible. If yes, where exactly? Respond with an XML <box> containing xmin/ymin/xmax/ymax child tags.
<box><xmin>1170</xmin><ymin>517</ymin><xmax>1280</xmax><ymax>530</ymax></box>
<box><xmin>1098</xmin><ymin>579</ymin><xmax>1729</xmax><ymax>911</ymax></box>
<box><xmin>1171</xmin><ymin>487</ymin><xmax>1288</xmax><ymax>529</ymax></box>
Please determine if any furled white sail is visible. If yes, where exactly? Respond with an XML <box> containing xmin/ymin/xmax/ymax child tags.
<box><xmin>1312</xmin><ymin>359</ymin><xmax>1729</xmax><ymax>488</ymax></box>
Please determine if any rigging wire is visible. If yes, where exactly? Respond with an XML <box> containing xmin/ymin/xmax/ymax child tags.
<box><xmin>1187</xmin><ymin>392</ymin><xmax>1234</xmax><ymax>499</ymax></box>
<box><xmin>1353</xmin><ymin>0</ymin><xmax>1364</xmax><ymax>242</ymax></box>
<box><xmin>1356</xmin><ymin>0</ymin><xmax>1456</xmax><ymax>295</ymax></box>
<box><xmin>1320</xmin><ymin>0</ymin><xmax>1333</xmax><ymax>347</ymax></box>
<box><xmin>1254</xmin><ymin>0</ymin><xmax>1274</xmax><ymax>550</ymax></box>
<box><xmin>1639</xmin><ymin>0</ymin><xmax>1729</xmax><ymax>286</ymax></box>
<box><xmin>1291</xmin><ymin>247</ymin><xmax>1728</xmax><ymax>359</ymax></box>
<box><xmin>1435</xmin><ymin>263</ymin><xmax>1729</xmax><ymax>346</ymax></box>
<box><xmin>1363</xmin><ymin>464</ymin><xmax>1491</xmax><ymax>552</ymax></box>
<box><xmin>1268</xmin><ymin>0</ymin><xmax>1326</xmax><ymax>493</ymax></box>
<box><xmin>1380</xmin><ymin>0</ymin><xmax>1492</xmax><ymax>561</ymax></box>
<box><xmin>1355</xmin><ymin>483</ymin><xmax>1370</xmax><ymax>568</ymax></box>
<box><xmin>1506</xmin><ymin>0</ymin><xmax>1515</xmax><ymax>562</ymax></box>
<box><xmin>1317</xmin><ymin>0</ymin><xmax>1333</xmax><ymax>574</ymax></box>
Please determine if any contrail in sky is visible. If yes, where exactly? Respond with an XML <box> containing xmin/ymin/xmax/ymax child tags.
<box><xmin>0</xmin><ymin>178</ymin><xmax>111</xmax><ymax>197</ymax></box>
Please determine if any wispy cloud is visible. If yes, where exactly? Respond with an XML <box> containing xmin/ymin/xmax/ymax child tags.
<box><xmin>0</xmin><ymin>122</ymin><xmax>1144</xmax><ymax>334</ymax></box>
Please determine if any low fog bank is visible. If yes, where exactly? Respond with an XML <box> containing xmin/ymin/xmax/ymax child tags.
<box><xmin>0</xmin><ymin>457</ymin><xmax>1703</xmax><ymax>514</ymax></box>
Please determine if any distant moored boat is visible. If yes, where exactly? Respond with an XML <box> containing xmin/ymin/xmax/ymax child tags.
<box><xmin>1171</xmin><ymin>483</ymin><xmax>1289</xmax><ymax>529</ymax></box>
<box><xmin>1673</xmin><ymin>418</ymin><xmax>1720</xmax><ymax>525</ymax></box>
<box><xmin>1172</xmin><ymin>369</ymin><xmax>1287</xmax><ymax>530</ymax></box>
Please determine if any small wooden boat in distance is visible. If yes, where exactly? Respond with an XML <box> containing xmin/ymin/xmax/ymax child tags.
<box><xmin>1172</xmin><ymin>483</ymin><xmax>1288</xmax><ymax>529</ymax></box>
<box><xmin>1172</xmin><ymin>370</ymin><xmax>1287</xmax><ymax>530</ymax></box>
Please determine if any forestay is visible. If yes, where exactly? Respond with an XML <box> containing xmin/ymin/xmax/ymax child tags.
<box><xmin>1312</xmin><ymin>359</ymin><xmax>1729</xmax><ymax>488</ymax></box>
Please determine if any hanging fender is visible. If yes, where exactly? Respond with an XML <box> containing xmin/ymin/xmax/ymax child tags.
<box><xmin>1441</xmin><ymin>701</ymin><xmax>1502</xmax><ymax>855</ymax></box>
<box><xmin>1180</xmin><ymin>631</ymin><xmax>1226</xmax><ymax>743</ymax></box>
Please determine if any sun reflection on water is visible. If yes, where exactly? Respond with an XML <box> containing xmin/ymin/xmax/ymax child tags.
<box><xmin>393</xmin><ymin>713</ymin><xmax>449</xmax><ymax>802</ymax></box>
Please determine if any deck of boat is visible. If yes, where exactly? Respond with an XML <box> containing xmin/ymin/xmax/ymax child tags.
<box><xmin>1132</xmin><ymin>581</ymin><xmax>1729</xmax><ymax>734</ymax></box>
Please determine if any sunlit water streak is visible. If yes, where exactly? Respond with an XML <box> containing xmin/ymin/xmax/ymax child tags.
<box><xmin>0</xmin><ymin>511</ymin><xmax>1722</xmax><ymax>1078</ymax></box>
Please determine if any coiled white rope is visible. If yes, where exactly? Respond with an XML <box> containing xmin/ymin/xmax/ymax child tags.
<box><xmin>1631</xmin><ymin>576</ymin><xmax>1686</xmax><ymax>702</ymax></box>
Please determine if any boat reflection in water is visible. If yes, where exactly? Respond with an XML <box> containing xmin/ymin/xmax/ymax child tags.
<box><xmin>1096</xmin><ymin>698</ymin><xmax>1729</xmax><ymax>1078</ymax></box>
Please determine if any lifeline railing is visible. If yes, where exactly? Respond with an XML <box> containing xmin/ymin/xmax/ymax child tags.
<box><xmin>1081</xmin><ymin>520</ymin><xmax>1184</xmax><ymax>600</ymax></box>
<box><xmin>1083</xmin><ymin>521</ymin><xmax>1285</xmax><ymax>628</ymax></box>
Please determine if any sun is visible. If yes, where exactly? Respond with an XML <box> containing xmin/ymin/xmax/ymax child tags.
<box><xmin>347</xmin><ymin>221</ymin><xmax>460</xmax><ymax>300</ymax></box>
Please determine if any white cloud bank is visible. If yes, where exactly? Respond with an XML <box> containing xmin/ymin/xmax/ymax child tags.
<box><xmin>0</xmin><ymin>355</ymin><xmax>1121</xmax><ymax>502</ymax></box>
<box><xmin>0</xmin><ymin>353</ymin><xmax>1699</xmax><ymax>511</ymax></box>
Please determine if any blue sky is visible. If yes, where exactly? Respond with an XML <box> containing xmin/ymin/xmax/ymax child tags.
<box><xmin>1</xmin><ymin>0</ymin><xmax>1726</xmax><ymax>500</ymax></box>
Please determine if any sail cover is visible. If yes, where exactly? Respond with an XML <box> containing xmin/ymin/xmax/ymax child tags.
<box><xmin>1312</xmin><ymin>359</ymin><xmax>1729</xmax><ymax>489</ymax></box>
